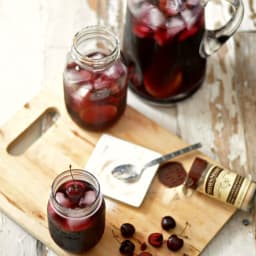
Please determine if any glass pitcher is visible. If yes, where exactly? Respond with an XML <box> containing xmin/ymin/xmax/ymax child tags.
<box><xmin>122</xmin><ymin>0</ymin><xmax>244</xmax><ymax>105</ymax></box>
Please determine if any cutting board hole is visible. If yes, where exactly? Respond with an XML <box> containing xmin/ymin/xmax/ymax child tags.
<box><xmin>7</xmin><ymin>107</ymin><xmax>59</xmax><ymax>156</ymax></box>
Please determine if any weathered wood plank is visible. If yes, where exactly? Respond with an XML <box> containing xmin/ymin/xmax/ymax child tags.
<box><xmin>177</xmin><ymin>31</ymin><xmax>256</xmax><ymax>256</ymax></box>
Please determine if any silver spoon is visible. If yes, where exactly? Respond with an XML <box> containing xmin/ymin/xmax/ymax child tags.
<box><xmin>111</xmin><ymin>142</ymin><xmax>202</xmax><ymax>182</ymax></box>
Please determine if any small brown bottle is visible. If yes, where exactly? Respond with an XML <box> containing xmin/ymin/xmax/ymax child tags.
<box><xmin>185</xmin><ymin>157</ymin><xmax>256</xmax><ymax>211</ymax></box>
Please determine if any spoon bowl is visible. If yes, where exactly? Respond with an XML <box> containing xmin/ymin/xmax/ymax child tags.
<box><xmin>111</xmin><ymin>143</ymin><xmax>202</xmax><ymax>182</ymax></box>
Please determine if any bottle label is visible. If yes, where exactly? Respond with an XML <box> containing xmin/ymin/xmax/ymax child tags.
<box><xmin>198</xmin><ymin>164</ymin><xmax>251</xmax><ymax>208</ymax></box>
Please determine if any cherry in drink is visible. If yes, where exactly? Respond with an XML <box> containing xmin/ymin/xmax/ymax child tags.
<box><xmin>47</xmin><ymin>169</ymin><xmax>105</xmax><ymax>253</ymax></box>
<box><xmin>123</xmin><ymin>0</ymin><xmax>206</xmax><ymax>104</ymax></box>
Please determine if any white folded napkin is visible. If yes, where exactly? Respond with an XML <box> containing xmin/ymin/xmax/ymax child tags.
<box><xmin>85</xmin><ymin>134</ymin><xmax>161</xmax><ymax>207</ymax></box>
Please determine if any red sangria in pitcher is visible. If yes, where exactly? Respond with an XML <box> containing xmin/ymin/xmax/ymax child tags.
<box><xmin>123</xmin><ymin>0</ymin><xmax>244</xmax><ymax>105</ymax></box>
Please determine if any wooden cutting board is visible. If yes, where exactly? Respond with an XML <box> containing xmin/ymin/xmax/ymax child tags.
<box><xmin>0</xmin><ymin>87</ymin><xmax>235</xmax><ymax>256</ymax></box>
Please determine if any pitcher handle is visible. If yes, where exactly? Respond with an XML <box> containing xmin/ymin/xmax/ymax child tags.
<box><xmin>199</xmin><ymin>0</ymin><xmax>244</xmax><ymax>58</ymax></box>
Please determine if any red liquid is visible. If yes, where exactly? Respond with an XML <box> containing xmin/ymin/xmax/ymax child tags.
<box><xmin>63</xmin><ymin>53</ymin><xmax>127</xmax><ymax>130</ymax></box>
<box><xmin>47</xmin><ymin>180</ymin><xmax>105</xmax><ymax>253</ymax></box>
<box><xmin>123</xmin><ymin>0</ymin><xmax>206</xmax><ymax>104</ymax></box>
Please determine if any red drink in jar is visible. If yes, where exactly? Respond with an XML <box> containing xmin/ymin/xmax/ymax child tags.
<box><xmin>123</xmin><ymin>0</ymin><xmax>206</xmax><ymax>104</ymax></box>
<box><xmin>47</xmin><ymin>169</ymin><xmax>105</xmax><ymax>253</ymax></box>
<box><xmin>63</xmin><ymin>26</ymin><xmax>128</xmax><ymax>130</ymax></box>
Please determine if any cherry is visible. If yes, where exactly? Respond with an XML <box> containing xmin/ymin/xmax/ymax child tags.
<box><xmin>138</xmin><ymin>252</ymin><xmax>153</xmax><ymax>256</ymax></box>
<box><xmin>119</xmin><ymin>240</ymin><xmax>135</xmax><ymax>256</ymax></box>
<box><xmin>161</xmin><ymin>216</ymin><xmax>176</xmax><ymax>230</ymax></box>
<box><xmin>167</xmin><ymin>234</ymin><xmax>184</xmax><ymax>251</ymax></box>
<box><xmin>65</xmin><ymin>182</ymin><xmax>85</xmax><ymax>204</ymax></box>
<box><xmin>148</xmin><ymin>233</ymin><xmax>163</xmax><ymax>248</ymax></box>
<box><xmin>120</xmin><ymin>223</ymin><xmax>136</xmax><ymax>238</ymax></box>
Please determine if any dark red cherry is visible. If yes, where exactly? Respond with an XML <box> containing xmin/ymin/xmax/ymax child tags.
<box><xmin>120</xmin><ymin>223</ymin><xmax>136</xmax><ymax>238</ymax></box>
<box><xmin>119</xmin><ymin>240</ymin><xmax>135</xmax><ymax>256</ymax></box>
<box><xmin>167</xmin><ymin>234</ymin><xmax>184</xmax><ymax>251</ymax></box>
<box><xmin>148</xmin><ymin>233</ymin><xmax>163</xmax><ymax>248</ymax></box>
<box><xmin>65</xmin><ymin>181</ymin><xmax>85</xmax><ymax>203</ymax></box>
<box><xmin>161</xmin><ymin>216</ymin><xmax>176</xmax><ymax>230</ymax></box>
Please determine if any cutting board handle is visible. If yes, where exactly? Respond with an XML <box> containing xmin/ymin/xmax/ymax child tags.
<box><xmin>0</xmin><ymin>88</ymin><xmax>63</xmax><ymax>151</ymax></box>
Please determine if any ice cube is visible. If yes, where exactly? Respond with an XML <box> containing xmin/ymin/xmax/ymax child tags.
<box><xmin>132</xmin><ymin>2</ymin><xmax>166</xmax><ymax>29</ymax></box>
<box><xmin>186</xmin><ymin>0</ymin><xmax>200</xmax><ymax>7</ymax></box>
<box><xmin>143</xmin><ymin>5</ymin><xmax>166</xmax><ymax>29</ymax></box>
<box><xmin>64</xmin><ymin>69</ymin><xmax>93</xmax><ymax>84</ymax></box>
<box><xmin>104</xmin><ymin>65</ymin><xmax>120</xmax><ymax>80</ymax></box>
<box><xmin>181</xmin><ymin>6</ymin><xmax>202</xmax><ymax>29</ymax></box>
<box><xmin>160</xmin><ymin>0</ymin><xmax>182</xmax><ymax>16</ymax></box>
<box><xmin>73</xmin><ymin>84</ymin><xmax>92</xmax><ymax>100</ymax></box>
<box><xmin>55</xmin><ymin>192</ymin><xmax>72</xmax><ymax>208</ymax></box>
<box><xmin>166</xmin><ymin>16</ymin><xmax>186</xmax><ymax>36</ymax></box>
<box><xmin>69</xmin><ymin>84</ymin><xmax>92</xmax><ymax>112</ymax></box>
<box><xmin>128</xmin><ymin>0</ymin><xmax>145</xmax><ymax>16</ymax></box>
<box><xmin>90</xmin><ymin>88</ymin><xmax>111</xmax><ymax>101</ymax></box>
<box><xmin>94</xmin><ymin>75</ymin><xmax>112</xmax><ymax>90</ymax></box>
<box><xmin>79</xmin><ymin>190</ymin><xmax>97</xmax><ymax>207</ymax></box>
<box><xmin>104</xmin><ymin>62</ymin><xmax>126</xmax><ymax>80</ymax></box>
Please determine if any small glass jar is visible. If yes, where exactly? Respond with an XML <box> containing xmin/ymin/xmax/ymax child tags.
<box><xmin>63</xmin><ymin>25</ymin><xmax>128</xmax><ymax>131</ymax></box>
<box><xmin>47</xmin><ymin>169</ymin><xmax>105</xmax><ymax>253</ymax></box>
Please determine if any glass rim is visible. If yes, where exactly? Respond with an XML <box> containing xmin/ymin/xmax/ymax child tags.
<box><xmin>50</xmin><ymin>168</ymin><xmax>102</xmax><ymax>218</ymax></box>
<box><xmin>71</xmin><ymin>25</ymin><xmax>120</xmax><ymax>70</ymax></box>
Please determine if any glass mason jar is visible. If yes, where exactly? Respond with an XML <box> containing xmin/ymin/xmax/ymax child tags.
<box><xmin>47</xmin><ymin>169</ymin><xmax>106</xmax><ymax>253</ymax></box>
<box><xmin>123</xmin><ymin>0</ymin><xmax>244</xmax><ymax>105</ymax></box>
<box><xmin>63</xmin><ymin>25</ymin><xmax>128</xmax><ymax>130</ymax></box>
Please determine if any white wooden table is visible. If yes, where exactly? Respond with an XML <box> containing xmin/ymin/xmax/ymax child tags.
<box><xmin>0</xmin><ymin>0</ymin><xmax>256</xmax><ymax>255</ymax></box>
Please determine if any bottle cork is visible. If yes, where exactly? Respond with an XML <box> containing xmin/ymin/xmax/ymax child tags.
<box><xmin>185</xmin><ymin>157</ymin><xmax>256</xmax><ymax>211</ymax></box>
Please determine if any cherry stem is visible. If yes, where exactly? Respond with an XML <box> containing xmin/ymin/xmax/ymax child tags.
<box><xmin>69</xmin><ymin>164</ymin><xmax>74</xmax><ymax>180</ymax></box>
<box><xmin>111</xmin><ymin>229</ymin><xmax>121</xmax><ymax>244</ymax></box>
<box><xmin>178</xmin><ymin>221</ymin><xmax>190</xmax><ymax>239</ymax></box>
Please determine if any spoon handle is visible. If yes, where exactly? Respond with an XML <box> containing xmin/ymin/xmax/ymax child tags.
<box><xmin>144</xmin><ymin>143</ymin><xmax>202</xmax><ymax>169</ymax></box>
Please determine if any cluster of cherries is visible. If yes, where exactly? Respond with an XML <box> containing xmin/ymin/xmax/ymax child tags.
<box><xmin>119</xmin><ymin>215</ymin><xmax>184</xmax><ymax>255</ymax></box>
